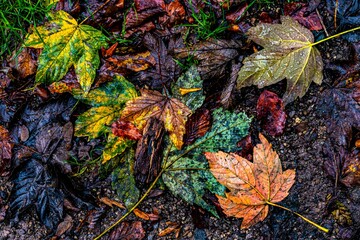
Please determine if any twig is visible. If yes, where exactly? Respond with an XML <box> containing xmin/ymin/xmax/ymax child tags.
<box><xmin>316</xmin><ymin>8</ymin><xmax>329</xmax><ymax>37</ymax></box>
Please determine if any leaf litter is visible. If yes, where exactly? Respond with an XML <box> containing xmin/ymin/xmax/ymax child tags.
<box><xmin>1</xmin><ymin>0</ymin><xmax>360</xmax><ymax>239</ymax></box>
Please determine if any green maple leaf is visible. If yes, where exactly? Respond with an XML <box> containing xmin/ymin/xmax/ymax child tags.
<box><xmin>74</xmin><ymin>75</ymin><xmax>138</xmax><ymax>163</ymax></box>
<box><xmin>237</xmin><ymin>16</ymin><xmax>323</xmax><ymax>104</ymax></box>
<box><xmin>25</xmin><ymin>10</ymin><xmax>108</xmax><ymax>93</ymax></box>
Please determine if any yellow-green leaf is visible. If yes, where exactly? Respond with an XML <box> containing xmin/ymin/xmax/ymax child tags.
<box><xmin>237</xmin><ymin>16</ymin><xmax>323</xmax><ymax>105</ymax></box>
<box><xmin>102</xmin><ymin>133</ymin><xmax>133</xmax><ymax>164</ymax></box>
<box><xmin>24</xmin><ymin>10</ymin><xmax>108</xmax><ymax>93</ymax></box>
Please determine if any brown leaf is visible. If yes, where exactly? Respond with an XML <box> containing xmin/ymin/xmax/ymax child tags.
<box><xmin>55</xmin><ymin>215</ymin><xmax>73</xmax><ymax>237</ymax></box>
<box><xmin>159</xmin><ymin>0</ymin><xmax>186</xmax><ymax>27</ymax></box>
<box><xmin>205</xmin><ymin>134</ymin><xmax>295</xmax><ymax>229</ymax></box>
<box><xmin>226</xmin><ymin>3</ymin><xmax>247</xmax><ymax>24</ymax></box>
<box><xmin>121</xmin><ymin>89</ymin><xmax>191</xmax><ymax>149</ymax></box>
<box><xmin>126</xmin><ymin>0</ymin><xmax>165</xmax><ymax>29</ymax></box>
<box><xmin>284</xmin><ymin>2</ymin><xmax>323</xmax><ymax>31</ymax></box>
<box><xmin>135</xmin><ymin>118</ymin><xmax>165</xmax><ymax>186</ymax></box>
<box><xmin>220</xmin><ymin>61</ymin><xmax>242</xmax><ymax>108</ymax></box>
<box><xmin>0</xmin><ymin>125</ymin><xmax>13</xmax><ymax>174</ymax></box>
<box><xmin>111</xmin><ymin>120</ymin><xmax>142</xmax><ymax>141</ymax></box>
<box><xmin>9</xmin><ymin>48</ymin><xmax>37</xmax><ymax>79</ymax></box>
<box><xmin>99</xmin><ymin>197</ymin><xmax>126</xmax><ymax>209</ymax></box>
<box><xmin>158</xmin><ymin>223</ymin><xmax>180</xmax><ymax>237</ymax></box>
<box><xmin>175</xmin><ymin>39</ymin><xmax>241</xmax><ymax>81</ymax></box>
<box><xmin>109</xmin><ymin>221</ymin><xmax>145</xmax><ymax>240</ymax></box>
<box><xmin>256</xmin><ymin>90</ymin><xmax>286</xmax><ymax>136</ymax></box>
<box><xmin>133</xmin><ymin>208</ymin><xmax>150</xmax><ymax>220</ymax></box>
<box><xmin>183</xmin><ymin>108</ymin><xmax>211</xmax><ymax>146</ymax></box>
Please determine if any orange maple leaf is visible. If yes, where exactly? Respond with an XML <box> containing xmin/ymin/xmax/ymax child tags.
<box><xmin>121</xmin><ymin>89</ymin><xmax>191</xmax><ymax>149</ymax></box>
<box><xmin>205</xmin><ymin>133</ymin><xmax>295</xmax><ymax>229</ymax></box>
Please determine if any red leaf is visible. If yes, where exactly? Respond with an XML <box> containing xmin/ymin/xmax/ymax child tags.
<box><xmin>183</xmin><ymin>108</ymin><xmax>211</xmax><ymax>146</ymax></box>
<box><xmin>256</xmin><ymin>90</ymin><xmax>286</xmax><ymax>136</ymax></box>
<box><xmin>284</xmin><ymin>2</ymin><xmax>323</xmax><ymax>31</ymax></box>
<box><xmin>109</xmin><ymin>221</ymin><xmax>145</xmax><ymax>240</ymax></box>
<box><xmin>111</xmin><ymin>120</ymin><xmax>142</xmax><ymax>141</ymax></box>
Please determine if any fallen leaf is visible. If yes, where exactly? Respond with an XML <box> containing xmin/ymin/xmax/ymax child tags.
<box><xmin>25</xmin><ymin>10</ymin><xmax>108</xmax><ymax>93</ymax></box>
<box><xmin>237</xmin><ymin>16</ymin><xmax>323</xmax><ymax>104</ymax></box>
<box><xmin>171</xmin><ymin>65</ymin><xmax>205</xmax><ymax>111</ymax></box>
<box><xmin>55</xmin><ymin>215</ymin><xmax>73</xmax><ymax>237</ymax></box>
<box><xmin>9</xmin><ymin>48</ymin><xmax>37</xmax><ymax>79</ymax></box>
<box><xmin>205</xmin><ymin>134</ymin><xmax>296</xmax><ymax>229</ymax></box>
<box><xmin>256</xmin><ymin>90</ymin><xmax>286</xmax><ymax>136</ymax></box>
<box><xmin>163</xmin><ymin>108</ymin><xmax>251</xmax><ymax>217</ymax></box>
<box><xmin>183</xmin><ymin>108</ymin><xmax>212</xmax><ymax>146</ymax></box>
<box><xmin>284</xmin><ymin>2</ymin><xmax>323</xmax><ymax>31</ymax></box>
<box><xmin>109</xmin><ymin>221</ymin><xmax>145</xmax><ymax>240</ymax></box>
<box><xmin>158</xmin><ymin>223</ymin><xmax>180</xmax><ymax>237</ymax></box>
<box><xmin>175</xmin><ymin>39</ymin><xmax>242</xmax><ymax>81</ymax></box>
<box><xmin>111</xmin><ymin>120</ymin><xmax>142</xmax><ymax>141</ymax></box>
<box><xmin>135</xmin><ymin>118</ymin><xmax>165</xmax><ymax>186</ymax></box>
<box><xmin>326</xmin><ymin>195</ymin><xmax>353</xmax><ymax>227</ymax></box>
<box><xmin>99</xmin><ymin>197</ymin><xmax>125</xmax><ymax>209</ymax></box>
<box><xmin>121</xmin><ymin>89</ymin><xmax>191</xmax><ymax>149</ymax></box>
<box><xmin>111</xmin><ymin>149</ymin><xmax>140</xmax><ymax>208</ymax></box>
<box><xmin>159</xmin><ymin>0</ymin><xmax>186</xmax><ymax>26</ymax></box>
<box><xmin>220</xmin><ymin>61</ymin><xmax>242</xmax><ymax>108</ymax></box>
<box><xmin>0</xmin><ymin>125</ymin><xmax>13</xmax><ymax>174</ymax></box>
<box><xmin>133</xmin><ymin>208</ymin><xmax>150</xmax><ymax>220</ymax></box>
<box><xmin>126</xmin><ymin>0</ymin><xmax>165</xmax><ymax>29</ymax></box>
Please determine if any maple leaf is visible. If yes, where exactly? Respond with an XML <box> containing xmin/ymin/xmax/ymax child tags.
<box><xmin>121</xmin><ymin>89</ymin><xmax>191</xmax><ymax>149</ymax></box>
<box><xmin>205</xmin><ymin>134</ymin><xmax>296</xmax><ymax>229</ymax></box>
<box><xmin>24</xmin><ymin>10</ymin><xmax>108</xmax><ymax>93</ymax></box>
<box><xmin>237</xmin><ymin>16</ymin><xmax>323</xmax><ymax>104</ymax></box>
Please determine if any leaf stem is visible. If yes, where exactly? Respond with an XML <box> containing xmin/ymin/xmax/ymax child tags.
<box><xmin>266</xmin><ymin>201</ymin><xmax>329</xmax><ymax>233</ymax></box>
<box><xmin>79</xmin><ymin>0</ymin><xmax>111</xmax><ymax>25</ymax></box>
<box><xmin>94</xmin><ymin>167</ymin><xmax>166</xmax><ymax>240</ymax></box>
<box><xmin>311</xmin><ymin>26</ymin><xmax>360</xmax><ymax>47</ymax></box>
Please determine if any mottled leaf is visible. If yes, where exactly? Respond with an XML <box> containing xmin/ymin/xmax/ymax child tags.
<box><xmin>111</xmin><ymin>149</ymin><xmax>140</xmax><ymax>208</ymax></box>
<box><xmin>24</xmin><ymin>10</ymin><xmax>108</xmax><ymax>92</ymax></box>
<box><xmin>257</xmin><ymin>90</ymin><xmax>286</xmax><ymax>136</ymax></box>
<box><xmin>121</xmin><ymin>89</ymin><xmax>191</xmax><ymax>149</ymax></box>
<box><xmin>171</xmin><ymin>65</ymin><xmax>205</xmax><ymax>111</ymax></box>
<box><xmin>205</xmin><ymin>134</ymin><xmax>296</xmax><ymax>229</ymax></box>
<box><xmin>102</xmin><ymin>133</ymin><xmax>133</xmax><ymax>164</ymax></box>
<box><xmin>163</xmin><ymin>108</ymin><xmax>251</xmax><ymax>216</ymax></box>
<box><xmin>75</xmin><ymin>75</ymin><xmax>138</xmax><ymax>139</ymax></box>
<box><xmin>237</xmin><ymin>16</ymin><xmax>323</xmax><ymax>104</ymax></box>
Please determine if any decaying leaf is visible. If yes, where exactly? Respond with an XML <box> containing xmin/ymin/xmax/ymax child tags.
<box><xmin>109</xmin><ymin>221</ymin><xmax>145</xmax><ymax>240</ymax></box>
<box><xmin>0</xmin><ymin>125</ymin><xmax>13</xmax><ymax>174</ymax></box>
<box><xmin>111</xmin><ymin>120</ymin><xmax>142</xmax><ymax>141</ymax></box>
<box><xmin>256</xmin><ymin>90</ymin><xmax>286</xmax><ymax>136</ymax></box>
<box><xmin>25</xmin><ymin>10</ymin><xmax>108</xmax><ymax>93</ymax></box>
<box><xmin>112</xmin><ymin>149</ymin><xmax>140</xmax><ymax>208</ymax></box>
<box><xmin>175</xmin><ymin>39</ymin><xmax>241</xmax><ymax>81</ymax></box>
<box><xmin>171</xmin><ymin>65</ymin><xmax>205</xmax><ymax>111</ymax></box>
<box><xmin>183</xmin><ymin>108</ymin><xmax>211</xmax><ymax>146</ymax></box>
<box><xmin>121</xmin><ymin>89</ymin><xmax>191</xmax><ymax>149</ymax></box>
<box><xmin>237</xmin><ymin>16</ymin><xmax>323</xmax><ymax>104</ymax></box>
<box><xmin>135</xmin><ymin>118</ymin><xmax>165</xmax><ymax>186</ymax></box>
<box><xmin>163</xmin><ymin>108</ymin><xmax>251</xmax><ymax>216</ymax></box>
<box><xmin>205</xmin><ymin>134</ymin><xmax>295</xmax><ymax>229</ymax></box>
<box><xmin>9</xmin><ymin>48</ymin><xmax>37</xmax><ymax>79</ymax></box>
<box><xmin>284</xmin><ymin>2</ymin><xmax>323</xmax><ymax>31</ymax></box>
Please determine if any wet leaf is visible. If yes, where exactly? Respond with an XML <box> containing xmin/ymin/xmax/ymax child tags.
<box><xmin>205</xmin><ymin>134</ymin><xmax>296</xmax><ymax>229</ymax></box>
<box><xmin>75</xmin><ymin>75</ymin><xmax>138</xmax><ymax>139</ymax></box>
<box><xmin>121</xmin><ymin>89</ymin><xmax>191</xmax><ymax>149</ymax></box>
<box><xmin>135</xmin><ymin>118</ymin><xmax>165</xmax><ymax>186</ymax></box>
<box><xmin>109</xmin><ymin>221</ymin><xmax>145</xmax><ymax>240</ymax></box>
<box><xmin>102</xmin><ymin>134</ymin><xmax>133</xmax><ymax>164</ymax></box>
<box><xmin>175</xmin><ymin>39</ymin><xmax>241</xmax><ymax>81</ymax></box>
<box><xmin>55</xmin><ymin>215</ymin><xmax>73</xmax><ymax>237</ymax></box>
<box><xmin>137</xmin><ymin>33</ymin><xmax>182</xmax><ymax>88</ymax></box>
<box><xmin>183</xmin><ymin>108</ymin><xmax>211</xmax><ymax>146</ymax></box>
<box><xmin>326</xmin><ymin>195</ymin><xmax>353</xmax><ymax>226</ymax></box>
<box><xmin>111</xmin><ymin>120</ymin><xmax>142</xmax><ymax>141</ymax></box>
<box><xmin>171</xmin><ymin>65</ymin><xmax>205</xmax><ymax>111</ymax></box>
<box><xmin>0</xmin><ymin>125</ymin><xmax>13</xmax><ymax>174</ymax></box>
<box><xmin>220</xmin><ymin>61</ymin><xmax>242</xmax><ymax>108</ymax></box>
<box><xmin>9</xmin><ymin>48</ymin><xmax>37</xmax><ymax>79</ymax></box>
<box><xmin>24</xmin><ymin>10</ymin><xmax>108</xmax><ymax>93</ymax></box>
<box><xmin>10</xmin><ymin>160</ymin><xmax>64</xmax><ymax>230</ymax></box>
<box><xmin>326</xmin><ymin>0</ymin><xmax>360</xmax><ymax>27</ymax></box>
<box><xmin>284</xmin><ymin>2</ymin><xmax>323</xmax><ymax>31</ymax></box>
<box><xmin>237</xmin><ymin>16</ymin><xmax>323</xmax><ymax>104</ymax></box>
<box><xmin>126</xmin><ymin>0</ymin><xmax>165</xmax><ymax>29</ymax></box>
<box><xmin>163</xmin><ymin>108</ymin><xmax>251</xmax><ymax>216</ymax></box>
<box><xmin>318</xmin><ymin>79</ymin><xmax>360</xmax><ymax>148</ymax></box>
<box><xmin>99</xmin><ymin>197</ymin><xmax>125</xmax><ymax>209</ymax></box>
<box><xmin>256</xmin><ymin>90</ymin><xmax>286</xmax><ymax>136</ymax></box>
<box><xmin>133</xmin><ymin>208</ymin><xmax>150</xmax><ymax>220</ymax></box>
<box><xmin>111</xmin><ymin>149</ymin><xmax>140</xmax><ymax>208</ymax></box>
